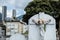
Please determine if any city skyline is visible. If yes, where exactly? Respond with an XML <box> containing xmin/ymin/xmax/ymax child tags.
<box><xmin>0</xmin><ymin>0</ymin><xmax>32</xmax><ymax>18</ymax></box>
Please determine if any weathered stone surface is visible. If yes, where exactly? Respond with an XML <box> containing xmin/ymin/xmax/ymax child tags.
<box><xmin>28</xmin><ymin>12</ymin><xmax>56</xmax><ymax>40</ymax></box>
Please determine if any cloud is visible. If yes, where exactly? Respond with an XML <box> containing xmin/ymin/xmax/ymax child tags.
<box><xmin>0</xmin><ymin>0</ymin><xmax>15</xmax><ymax>8</ymax></box>
<box><xmin>0</xmin><ymin>0</ymin><xmax>4</xmax><ymax>6</ymax></box>
<box><xmin>6</xmin><ymin>0</ymin><xmax>15</xmax><ymax>5</ymax></box>
<box><xmin>15</xmin><ymin>0</ymin><xmax>33</xmax><ymax>9</ymax></box>
<box><xmin>7</xmin><ymin>10</ymin><xmax>12</xmax><ymax>18</ymax></box>
<box><xmin>16</xmin><ymin>9</ymin><xmax>26</xmax><ymax>17</ymax></box>
<box><xmin>0</xmin><ymin>0</ymin><xmax>33</xmax><ymax>9</ymax></box>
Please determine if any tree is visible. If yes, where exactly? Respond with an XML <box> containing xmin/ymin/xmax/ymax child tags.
<box><xmin>23</xmin><ymin>0</ymin><xmax>60</xmax><ymax>24</ymax></box>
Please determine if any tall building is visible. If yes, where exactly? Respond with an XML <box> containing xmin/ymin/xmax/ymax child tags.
<box><xmin>12</xmin><ymin>9</ymin><xmax>16</xmax><ymax>20</ymax></box>
<box><xmin>2</xmin><ymin>6</ymin><xmax>7</xmax><ymax>21</ymax></box>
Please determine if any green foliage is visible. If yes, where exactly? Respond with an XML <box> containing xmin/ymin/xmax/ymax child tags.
<box><xmin>44</xmin><ymin>24</ymin><xmax>46</xmax><ymax>32</ymax></box>
<box><xmin>22</xmin><ymin>31</ymin><xmax>28</xmax><ymax>35</ymax></box>
<box><xmin>23</xmin><ymin>1</ymin><xmax>60</xmax><ymax>23</ymax></box>
<box><xmin>50</xmin><ymin>1</ymin><xmax>60</xmax><ymax>18</ymax></box>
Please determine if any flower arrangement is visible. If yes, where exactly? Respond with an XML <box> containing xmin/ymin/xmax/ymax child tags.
<box><xmin>32</xmin><ymin>19</ymin><xmax>51</xmax><ymax>32</ymax></box>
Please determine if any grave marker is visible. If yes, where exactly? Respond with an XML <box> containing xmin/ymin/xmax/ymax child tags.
<box><xmin>28</xmin><ymin>12</ymin><xmax>56</xmax><ymax>40</ymax></box>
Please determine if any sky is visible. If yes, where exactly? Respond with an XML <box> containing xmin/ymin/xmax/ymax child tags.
<box><xmin>0</xmin><ymin>0</ymin><xmax>32</xmax><ymax>18</ymax></box>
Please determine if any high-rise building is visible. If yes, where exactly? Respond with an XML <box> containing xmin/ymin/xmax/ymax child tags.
<box><xmin>12</xmin><ymin>9</ymin><xmax>16</xmax><ymax>20</ymax></box>
<box><xmin>2</xmin><ymin>6</ymin><xmax>7</xmax><ymax>21</ymax></box>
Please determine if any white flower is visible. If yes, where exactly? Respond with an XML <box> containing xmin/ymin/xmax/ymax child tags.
<box><xmin>32</xmin><ymin>19</ymin><xmax>51</xmax><ymax>25</ymax></box>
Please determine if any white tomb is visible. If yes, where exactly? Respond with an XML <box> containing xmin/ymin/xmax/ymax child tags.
<box><xmin>10</xmin><ymin>33</ymin><xmax>26</xmax><ymax>40</ymax></box>
<box><xmin>28</xmin><ymin>12</ymin><xmax>56</xmax><ymax>40</ymax></box>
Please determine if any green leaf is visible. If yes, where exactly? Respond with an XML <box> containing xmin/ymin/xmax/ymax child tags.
<box><xmin>44</xmin><ymin>24</ymin><xmax>46</xmax><ymax>32</ymax></box>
